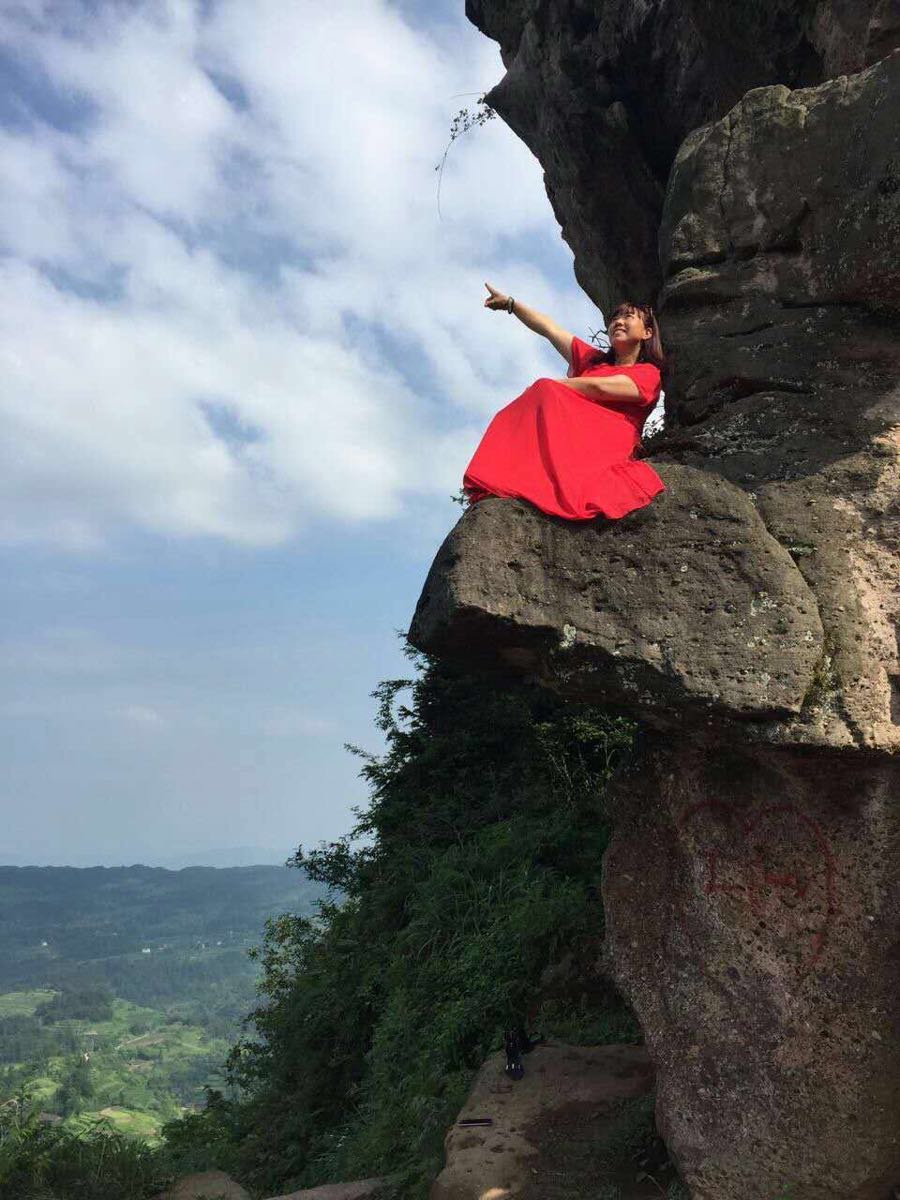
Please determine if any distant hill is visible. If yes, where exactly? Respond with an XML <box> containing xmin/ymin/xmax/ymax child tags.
<box><xmin>0</xmin><ymin>846</ymin><xmax>295</xmax><ymax>868</ymax></box>
<box><xmin>0</xmin><ymin>862</ymin><xmax>333</xmax><ymax>1133</ymax></box>
<box><xmin>0</xmin><ymin>863</ymin><xmax>330</xmax><ymax>1005</ymax></box>
<box><xmin>157</xmin><ymin>846</ymin><xmax>295</xmax><ymax>869</ymax></box>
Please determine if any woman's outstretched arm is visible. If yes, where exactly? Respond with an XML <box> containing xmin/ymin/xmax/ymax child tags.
<box><xmin>484</xmin><ymin>282</ymin><xmax>575</xmax><ymax>364</ymax></box>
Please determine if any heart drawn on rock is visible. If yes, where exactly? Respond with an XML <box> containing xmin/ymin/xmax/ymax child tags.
<box><xmin>676</xmin><ymin>799</ymin><xmax>839</xmax><ymax>973</ymax></box>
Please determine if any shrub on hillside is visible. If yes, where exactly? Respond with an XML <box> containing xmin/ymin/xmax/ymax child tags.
<box><xmin>0</xmin><ymin>1100</ymin><xmax>173</xmax><ymax>1200</ymax></box>
<box><xmin>170</xmin><ymin>648</ymin><xmax>640</xmax><ymax>1198</ymax></box>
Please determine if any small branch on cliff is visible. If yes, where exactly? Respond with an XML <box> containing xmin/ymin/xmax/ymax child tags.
<box><xmin>589</xmin><ymin>326</ymin><xmax>611</xmax><ymax>353</ymax></box>
<box><xmin>434</xmin><ymin>96</ymin><xmax>496</xmax><ymax>220</ymax></box>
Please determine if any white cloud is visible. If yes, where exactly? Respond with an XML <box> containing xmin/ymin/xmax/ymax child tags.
<box><xmin>0</xmin><ymin>0</ymin><xmax>591</xmax><ymax>550</ymax></box>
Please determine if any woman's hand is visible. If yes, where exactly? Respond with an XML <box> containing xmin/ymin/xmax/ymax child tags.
<box><xmin>483</xmin><ymin>287</ymin><xmax>576</xmax><ymax>367</ymax></box>
<box><xmin>484</xmin><ymin>282</ymin><xmax>510</xmax><ymax>311</ymax></box>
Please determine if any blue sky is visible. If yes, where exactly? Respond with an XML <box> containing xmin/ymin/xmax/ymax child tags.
<box><xmin>0</xmin><ymin>0</ymin><xmax>635</xmax><ymax>867</ymax></box>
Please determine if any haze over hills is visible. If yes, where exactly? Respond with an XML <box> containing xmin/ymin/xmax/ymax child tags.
<box><xmin>157</xmin><ymin>846</ymin><xmax>296</xmax><ymax>869</ymax></box>
<box><xmin>0</xmin><ymin>864</ymin><xmax>326</xmax><ymax>995</ymax></box>
<box><xmin>0</xmin><ymin>847</ymin><xmax>297</xmax><ymax>869</ymax></box>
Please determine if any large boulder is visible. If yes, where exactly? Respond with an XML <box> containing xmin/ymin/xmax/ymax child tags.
<box><xmin>660</xmin><ymin>57</ymin><xmax>900</xmax><ymax>310</ymax></box>
<box><xmin>409</xmin><ymin>479</ymin><xmax>825</xmax><ymax>734</ymax></box>
<box><xmin>602</xmin><ymin>737</ymin><xmax>900</xmax><ymax>1200</ymax></box>
<box><xmin>412</xmin><ymin>7</ymin><xmax>900</xmax><ymax>1198</ymax></box>
<box><xmin>654</xmin><ymin>51</ymin><xmax>900</xmax><ymax>756</ymax></box>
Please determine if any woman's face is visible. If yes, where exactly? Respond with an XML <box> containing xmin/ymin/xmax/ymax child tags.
<box><xmin>608</xmin><ymin>306</ymin><xmax>652</xmax><ymax>354</ymax></box>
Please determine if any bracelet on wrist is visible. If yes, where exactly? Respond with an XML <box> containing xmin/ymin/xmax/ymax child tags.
<box><xmin>506</xmin><ymin>296</ymin><xmax>515</xmax><ymax>314</ymax></box>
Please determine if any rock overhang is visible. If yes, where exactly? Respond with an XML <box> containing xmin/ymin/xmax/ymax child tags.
<box><xmin>408</xmin><ymin>468</ymin><xmax>825</xmax><ymax>734</ymax></box>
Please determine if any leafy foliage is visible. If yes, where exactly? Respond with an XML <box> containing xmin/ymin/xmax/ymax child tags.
<box><xmin>0</xmin><ymin>1098</ymin><xmax>175</xmax><ymax>1200</ymax></box>
<box><xmin>434</xmin><ymin>96</ymin><xmax>496</xmax><ymax>217</ymax></box>
<box><xmin>35</xmin><ymin>989</ymin><xmax>113</xmax><ymax>1025</ymax></box>
<box><xmin>182</xmin><ymin>647</ymin><xmax>639</xmax><ymax>1197</ymax></box>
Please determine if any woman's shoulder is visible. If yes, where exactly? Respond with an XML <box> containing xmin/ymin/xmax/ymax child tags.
<box><xmin>622</xmin><ymin>361</ymin><xmax>662</xmax><ymax>406</ymax></box>
<box><xmin>569</xmin><ymin>334</ymin><xmax>608</xmax><ymax>377</ymax></box>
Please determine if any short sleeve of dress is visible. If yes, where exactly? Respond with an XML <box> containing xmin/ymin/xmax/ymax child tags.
<box><xmin>567</xmin><ymin>335</ymin><xmax>602</xmax><ymax>378</ymax></box>
<box><xmin>627</xmin><ymin>363</ymin><xmax>662</xmax><ymax>407</ymax></box>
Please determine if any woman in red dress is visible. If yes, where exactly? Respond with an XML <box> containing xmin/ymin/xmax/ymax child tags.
<box><xmin>463</xmin><ymin>284</ymin><xmax>666</xmax><ymax>521</ymax></box>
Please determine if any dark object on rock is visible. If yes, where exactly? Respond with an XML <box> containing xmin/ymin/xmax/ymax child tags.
<box><xmin>503</xmin><ymin>1028</ymin><xmax>525</xmax><ymax>1081</ymax></box>
<box><xmin>503</xmin><ymin>1025</ymin><xmax>542</xmax><ymax>1080</ymax></box>
<box><xmin>431</xmin><ymin>1043</ymin><xmax>654</xmax><ymax>1200</ymax></box>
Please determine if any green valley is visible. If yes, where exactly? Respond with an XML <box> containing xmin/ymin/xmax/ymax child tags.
<box><xmin>0</xmin><ymin>865</ymin><xmax>327</xmax><ymax>1138</ymax></box>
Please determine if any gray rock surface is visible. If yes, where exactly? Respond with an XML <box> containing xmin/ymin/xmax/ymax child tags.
<box><xmin>264</xmin><ymin>1180</ymin><xmax>386</xmax><ymax>1200</ymax></box>
<box><xmin>466</xmin><ymin>0</ymin><xmax>900</xmax><ymax>312</ymax></box>
<box><xmin>601</xmin><ymin>736</ymin><xmax>900</xmax><ymax>1200</ymax></box>
<box><xmin>411</xmin><ymin>6</ymin><xmax>900</xmax><ymax>1198</ymax></box>
<box><xmin>154</xmin><ymin>1170</ymin><xmax>388</xmax><ymax>1200</ymax></box>
<box><xmin>655</xmin><ymin>51</ymin><xmax>900</xmax><ymax>755</ymax></box>
<box><xmin>152</xmin><ymin>1171</ymin><xmax>250</xmax><ymax>1200</ymax></box>
<box><xmin>410</xmin><ymin>482</ymin><xmax>824</xmax><ymax>732</ymax></box>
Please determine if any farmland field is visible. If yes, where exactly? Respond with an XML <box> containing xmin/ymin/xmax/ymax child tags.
<box><xmin>0</xmin><ymin>863</ymin><xmax>327</xmax><ymax>1136</ymax></box>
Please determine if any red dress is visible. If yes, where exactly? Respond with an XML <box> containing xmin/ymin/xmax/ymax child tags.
<box><xmin>463</xmin><ymin>335</ymin><xmax>665</xmax><ymax>520</ymax></box>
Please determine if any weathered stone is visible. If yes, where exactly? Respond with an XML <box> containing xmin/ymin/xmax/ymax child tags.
<box><xmin>652</xmin><ymin>51</ymin><xmax>900</xmax><ymax>755</ymax></box>
<box><xmin>152</xmin><ymin>1171</ymin><xmax>250</xmax><ymax>1200</ymax></box>
<box><xmin>660</xmin><ymin>55</ymin><xmax>900</xmax><ymax>311</ymax></box>
<box><xmin>467</xmin><ymin>0</ymin><xmax>900</xmax><ymax>312</ymax></box>
<box><xmin>430</xmin><ymin>1042</ymin><xmax>653</xmax><ymax>1200</ymax></box>
<box><xmin>264</xmin><ymin>1180</ymin><xmax>387</xmax><ymax>1200</ymax></box>
<box><xmin>602</xmin><ymin>737</ymin><xmax>900</xmax><ymax>1200</ymax></box>
<box><xmin>408</xmin><ymin>480</ymin><xmax>824</xmax><ymax>732</ymax></box>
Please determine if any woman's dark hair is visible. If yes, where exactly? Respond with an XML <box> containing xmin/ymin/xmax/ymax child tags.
<box><xmin>594</xmin><ymin>301</ymin><xmax>665</xmax><ymax>370</ymax></box>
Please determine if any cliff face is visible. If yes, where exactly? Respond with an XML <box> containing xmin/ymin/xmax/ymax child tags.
<box><xmin>410</xmin><ymin>5</ymin><xmax>900</xmax><ymax>1198</ymax></box>
<box><xmin>465</xmin><ymin>0</ymin><xmax>900</xmax><ymax>310</ymax></box>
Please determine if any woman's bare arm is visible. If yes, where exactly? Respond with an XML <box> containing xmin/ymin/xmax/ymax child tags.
<box><xmin>558</xmin><ymin>375</ymin><xmax>641</xmax><ymax>402</ymax></box>
<box><xmin>484</xmin><ymin>282</ymin><xmax>574</xmax><ymax>364</ymax></box>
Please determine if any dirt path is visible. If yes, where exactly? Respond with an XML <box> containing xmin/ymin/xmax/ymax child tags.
<box><xmin>520</xmin><ymin>1095</ymin><xmax>684</xmax><ymax>1199</ymax></box>
<box><xmin>431</xmin><ymin>1042</ymin><xmax>686</xmax><ymax>1200</ymax></box>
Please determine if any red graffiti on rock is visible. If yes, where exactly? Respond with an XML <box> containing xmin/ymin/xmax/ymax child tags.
<box><xmin>677</xmin><ymin>800</ymin><xmax>839</xmax><ymax>971</ymax></box>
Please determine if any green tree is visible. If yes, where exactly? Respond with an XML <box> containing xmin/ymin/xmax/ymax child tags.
<box><xmin>175</xmin><ymin>648</ymin><xmax>639</xmax><ymax>1198</ymax></box>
